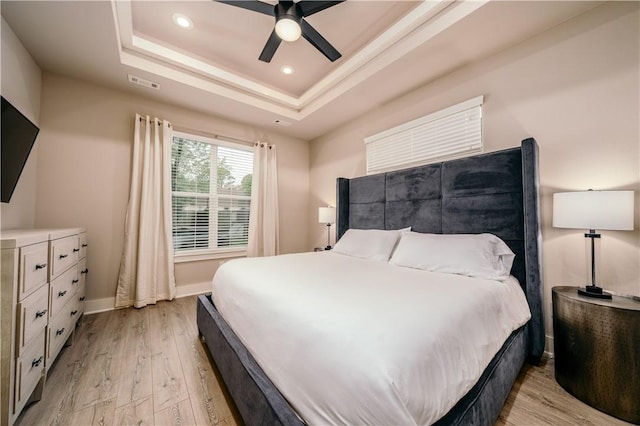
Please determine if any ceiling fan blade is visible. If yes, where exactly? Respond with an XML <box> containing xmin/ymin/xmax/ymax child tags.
<box><xmin>215</xmin><ymin>0</ymin><xmax>274</xmax><ymax>16</ymax></box>
<box><xmin>298</xmin><ymin>1</ymin><xmax>345</xmax><ymax>17</ymax></box>
<box><xmin>300</xmin><ymin>19</ymin><xmax>341</xmax><ymax>62</ymax></box>
<box><xmin>259</xmin><ymin>29</ymin><xmax>282</xmax><ymax>62</ymax></box>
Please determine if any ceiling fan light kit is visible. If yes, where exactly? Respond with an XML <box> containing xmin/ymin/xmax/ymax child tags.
<box><xmin>275</xmin><ymin>18</ymin><xmax>301</xmax><ymax>41</ymax></box>
<box><xmin>217</xmin><ymin>0</ymin><xmax>344</xmax><ymax>62</ymax></box>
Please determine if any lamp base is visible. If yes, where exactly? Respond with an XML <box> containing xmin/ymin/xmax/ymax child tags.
<box><xmin>578</xmin><ymin>285</ymin><xmax>612</xmax><ymax>300</ymax></box>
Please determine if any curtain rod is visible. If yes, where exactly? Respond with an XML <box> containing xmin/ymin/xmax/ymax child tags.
<box><xmin>136</xmin><ymin>115</ymin><xmax>256</xmax><ymax>147</ymax></box>
<box><xmin>137</xmin><ymin>115</ymin><xmax>171</xmax><ymax>128</ymax></box>
<box><xmin>255</xmin><ymin>142</ymin><xmax>274</xmax><ymax>149</ymax></box>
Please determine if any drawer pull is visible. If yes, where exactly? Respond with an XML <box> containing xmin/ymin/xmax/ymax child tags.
<box><xmin>73</xmin><ymin>248</ymin><xmax>80</xmax><ymax>252</ymax></box>
<box><xmin>56</xmin><ymin>328</ymin><xmax>65</xmax><ymax>336</ymax></box>
<box><xmin>32</xmin><ymin>356</ymin><xmax>43</xmax><ymax>368</ymax></box>
<box><xmin>82</xmin><ymin>243</ymin><xmax>88</xmax><ymax>248</ymax></box>
<box><xmin>79</xmin><ymin>296</ymin><xmax>86</xmax><ymax>302</ymax></box>
<box><xmin>71</xmin><ymin>310</ymin><xmax>78</xmax><ymax>316</ymax></box>
<box><xmin>35</xmin><ymin>309</ymin><xmax>48</xmax><ymax>318</ymax></box>
<box><xmin>58</xmin><ymin>290</ymin><xmax>67</xmax><ymax>297</ymax></box>
<box><xmin>81</xmin><ymin>269</ymin><xmax>89</xmax><ymax>275</ymax></box>
<box><xmin>35</xmin><ymin>263</ymin><xmax>48</xmax><ymax>270</ymax></box>
<box><xmin>59</xmin><ymin>254</ymin><xmax>68</xmax><ymax>259</ymax></box>
<box><xmin>72</xmin><ymin>279</ymin><xmax>79</xmax><ymax>284</ymax></box>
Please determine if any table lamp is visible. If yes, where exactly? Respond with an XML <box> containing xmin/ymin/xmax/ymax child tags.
<box><xmin>553</xmin><ymin>190</ymin><xmax>634</xmax><ymax>299</ymax></box>
<box><xmin>318</xmin><ymin>206</ymin><xmax>336</xmax><ymax>250</ymax></box>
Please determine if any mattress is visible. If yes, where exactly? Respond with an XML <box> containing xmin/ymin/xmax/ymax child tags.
<box><xmin>212</xmin><ymin>251</ymin><xmax>531</xmax><ymax>425</ymax></box>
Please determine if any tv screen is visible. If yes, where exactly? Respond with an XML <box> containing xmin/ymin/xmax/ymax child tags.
<box><xmin>1</xmin><ymin>96</ymin><xmax>39</xmax><ymax>203</ymax></box>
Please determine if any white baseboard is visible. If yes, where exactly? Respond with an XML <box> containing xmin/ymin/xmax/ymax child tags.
<box><xmin>545</xmin><ymin>334</ymin><xmax>554</xmax><ymax>358</ymax></box>
<box><xmin>83</xmin><ymin>281</ymin><xmax>212</xmax><ymax>315</ymax></box>
<box><xmin>175</xmin><ymin>281</ymin><xmax>211</xmax><ymax>298</ymax></box>
<box><xmin>84</xmin><ymin>297</ymin><xmax>116</xmax><ymax>315</ymax></box>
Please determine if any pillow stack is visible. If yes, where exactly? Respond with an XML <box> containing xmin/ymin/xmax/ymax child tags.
<box><xmin>332</xmin><ymin>228</ymin><xmax>515</xmax><ymax>281</ymax></box>
<box><xmin>389</xmin><ymin>232</ymin><xmax>515</xmax><ymax>281</ymax></box>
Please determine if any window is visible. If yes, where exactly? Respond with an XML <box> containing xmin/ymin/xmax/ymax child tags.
<box><xmin>171</xmin><ymin>131</ymin><xmax>253</xmax><ymax>259</ymax></box>
<box><xmin>365</xmin><ymin>96</ymin><xmax>483</xmax><ymax>174</ymax></box>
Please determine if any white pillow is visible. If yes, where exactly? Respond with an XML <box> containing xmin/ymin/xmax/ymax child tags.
<box><xmin>333</xmin><ymin>228</ymin><xmax>408</xmax><ymax>262</ymax></box>
<box><xmin>389</xmin><ymin>232</ymin><xmax>515</xmax><ymax>281</ymax></box>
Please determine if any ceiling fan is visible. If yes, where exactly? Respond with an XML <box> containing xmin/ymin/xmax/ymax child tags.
<box><xmin>216</xmin><ymin>0</ymin><xmax>345</xmax><ymax>63</ymax></box>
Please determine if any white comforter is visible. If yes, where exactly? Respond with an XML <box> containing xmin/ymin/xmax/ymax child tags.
<box><xmin>212</xmin><ymin>252</ymin><xmax>531</xmax><ymax>425</ymax></box>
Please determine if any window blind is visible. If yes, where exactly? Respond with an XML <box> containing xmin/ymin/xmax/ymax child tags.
<box><xmin>171</xmin><ymin>132</ymin><xmax>253</xmax><ymax>255</ymax></box>
<box><xmin>365</xmin><ymin>96</ymin><xmax>483</xmax><ymax>174</ymax></box>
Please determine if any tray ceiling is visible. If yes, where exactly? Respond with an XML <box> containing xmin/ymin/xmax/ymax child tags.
<box><xmin>1</xmin><ymin>1</ymin><xmax>601</xmax><ymax>139</ymax></box>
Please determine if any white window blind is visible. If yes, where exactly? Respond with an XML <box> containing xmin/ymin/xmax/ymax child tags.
<box><xmin>171</xmin><ymin>131</ymin><xmax>253</xmax><ymax>257</ymax></box>
<box><xmin>365</xmin><ymin>96</ymin><xmax>483</xmax><ymax>174</ymax></box>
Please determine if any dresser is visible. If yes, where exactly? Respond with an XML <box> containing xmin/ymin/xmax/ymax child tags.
<box><xmin>1</xmin><ymin>228</ymin><xmax>88</xmax><ymax>426</ymax></box>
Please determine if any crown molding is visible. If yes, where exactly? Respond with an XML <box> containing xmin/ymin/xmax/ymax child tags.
<box><xmin>111</xmin><ymin>0</ymin><xmax>488</xmax><ymax>121</ymax></box>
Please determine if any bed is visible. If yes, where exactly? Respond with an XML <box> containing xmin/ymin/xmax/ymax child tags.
<box><xmin>197</xmin><ymin>137</ymin><xmax>544</xmax><ymax>425</ymax></box>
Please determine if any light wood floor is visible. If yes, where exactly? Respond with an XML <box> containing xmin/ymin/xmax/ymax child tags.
<box><xmin>15</xmin><ymin>295</ymin><xmax>632</xmax><ymax>426</ymax></box>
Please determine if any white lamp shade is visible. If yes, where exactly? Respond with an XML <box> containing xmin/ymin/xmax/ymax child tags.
<box><xmin>553</xmin><ymin>190</ymin><xmax>634</xmax><ymax>231</ymax></box>
<box><xmin>275</xmin><ymin>18</ymin><xmax>301</xmax><ymax>41</ymax></box>
<box><xmin>318</xmin><ymin>207</ymin><xmax>336</xmax><ymax>224</ymax></box>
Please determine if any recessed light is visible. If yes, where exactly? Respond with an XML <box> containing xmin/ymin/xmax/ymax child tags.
<box><xmin>172</xmin><ymin>13</ymin><xmax>193</xmax><ymax>29</ymax></box>
<box><xmin>280</xmin><ymin>65</ymin><xmax>294</xmax><ymax>75</ymax></box>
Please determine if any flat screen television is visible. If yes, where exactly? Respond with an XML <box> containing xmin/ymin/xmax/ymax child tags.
<box><xmin>1</xmin><ymin>96</ymin><xmax>40</xmax><ymax>203</ymax></box>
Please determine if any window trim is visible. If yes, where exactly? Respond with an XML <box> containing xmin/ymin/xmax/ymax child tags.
<box><xmin>171</xmin><ymin>131</ymin><xmax>253</xmax><ymax>262</ymax></box>
<box><xmin>174</xmin><ymin>247</ymin><xmax>247</xmax><ymax>263</ymax></box>
<box><xmin>173</xmin><ymin>131</ymin><xmax>254</xmax><ymax>152</ymax></box>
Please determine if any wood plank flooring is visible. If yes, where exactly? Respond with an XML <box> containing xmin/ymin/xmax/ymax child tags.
<box><xmin>15</xmin><ymin>296</ymin><xmax>239</xmax><ymax>426</ymax></box>
<box><xmin>15</xmin><ymin>295</ymin><xmax>632</xmax><ymax>426</ymax></box>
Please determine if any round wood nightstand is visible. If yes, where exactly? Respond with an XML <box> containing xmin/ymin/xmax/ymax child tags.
<box><xmin>552</xmin><ymin>286</ymin><xmax>640</xmax><ymax>424</ymax></box>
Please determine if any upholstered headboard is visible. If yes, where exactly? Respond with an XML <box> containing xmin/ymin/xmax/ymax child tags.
<box><xmin>335</xmin><ymin>138</ymin><xmax>544</xmax><ymax>360</ymax></box>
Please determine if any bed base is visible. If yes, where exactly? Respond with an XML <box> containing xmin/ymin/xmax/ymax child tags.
<box><xmin>198</xmin><ymin>293</ymin><xmax>527</xmax><ymax>426</ymax></box>
<box><xmin>197</xmin><ymin>138</ymin><xmax>543</xmax><ymax>425</ymax></box>
<box><xmin>197</xmin><ymin>293</ymin><xmax>303</xmax><ymax>426</ymax></box>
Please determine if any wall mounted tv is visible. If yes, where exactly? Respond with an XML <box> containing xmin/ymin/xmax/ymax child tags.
<box><xmin>1</xmin><ymin>96</ymin><xmax>40</xmax><ymax>203</ymax></box>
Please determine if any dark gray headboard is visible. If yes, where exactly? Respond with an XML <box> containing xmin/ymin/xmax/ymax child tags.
<box><xmin>336</xmin><ymin>138</ymin><xmax>544</xmax><ymax>361</ymax></box>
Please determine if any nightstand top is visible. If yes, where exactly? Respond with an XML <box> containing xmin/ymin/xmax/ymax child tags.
<box><xmin>552</xmin><ymin>286</ymin><xmax>640</xmax><ymax>311</ymax></box>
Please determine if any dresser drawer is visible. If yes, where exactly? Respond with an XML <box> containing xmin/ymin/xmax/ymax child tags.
<box><xmin>18</xmin><ymin>242</ymin><xmax>49</xmax><ymax>301</ymax></box>
<box><xmin>46</xmin><ymin>301</ymin><xmax>76</xmax><ymax>366</ymax></box>
<box><xmin>78</xmin><ymin>232</ymin><xmax>88</xmax><ymax>260</ymax></box>
<box><xmin>16</xmin><ymin>284</ymin><xmax>49</xmax><ymax>357</ymax></box>
<box><xmin>14</xmin><ymin>329</ymin><xmax>45</xmax><ymax>413</ymax></box>
<box><xmin>49</xmin><ymin>265</ymin><xmax>78</xmax><ymax>319</ymax></box>
<box><xmin>49</xmin><ymin>236</ymin><xmax>79</xmax><ymax>280</ymax></box>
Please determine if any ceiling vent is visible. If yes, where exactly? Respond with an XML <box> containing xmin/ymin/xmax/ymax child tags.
<box><xmin>273</xmin><ymin>119</ymin><xmax>292</xmax><ymax>127</ymax></box>
<box><xmin>128</xmin><ymin>74</ymin><xmax>160</xmax><ymax>90</ymax></box>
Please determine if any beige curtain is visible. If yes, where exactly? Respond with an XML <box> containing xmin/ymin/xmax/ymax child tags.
<box><xmin>247</xmin><ymin>142</ymin><xmax>279</xmax><ymax>257</ymax></box>
<box><xmin>116</xmin><ymin>114</ymin><xmax>176</xmax><ymax>308</ymax></box>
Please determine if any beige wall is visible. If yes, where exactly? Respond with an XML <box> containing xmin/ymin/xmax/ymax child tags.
<box><xmin>3</xmin><ymin>2</ymin><xmax>638</xmax><ymax>346</ymax></box>
<box><xmin>309</xmin><ymin>2</ymin><xmax>640</xmax><ymax>348</ymax></box>
<box><xmin>0</xmin><ymin>17</ymin><xmax>42</xmax><ymax>230</ymax></box>
<box><xmin>35</xmin><ymin>73</ymin><xmax>309</xmax><ymax>304</ymax></box>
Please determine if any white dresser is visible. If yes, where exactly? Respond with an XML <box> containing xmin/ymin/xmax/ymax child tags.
<box><xmin>1</xmin><ymin>228</ymin><xmax>87</xmax><ymax>426</ymax></box>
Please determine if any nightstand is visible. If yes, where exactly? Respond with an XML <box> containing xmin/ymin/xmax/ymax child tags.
<box><xmin>552</xmin><ymin>286</ymin><xmax>640</xmax><ymax>424</ymax></box>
